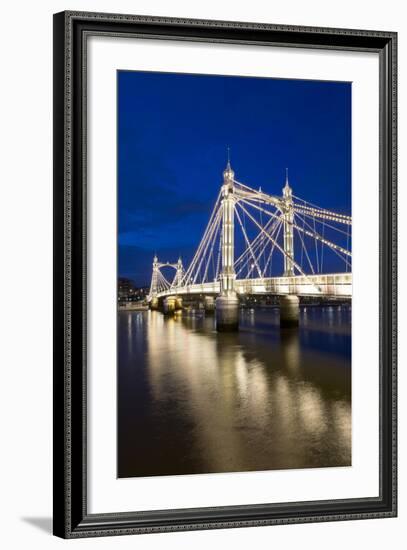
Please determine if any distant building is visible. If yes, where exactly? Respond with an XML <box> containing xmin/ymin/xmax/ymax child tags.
<box><xmin>118</xmin><ymin>278</ymin><xmax>148</xmax><ymax>303</ymax></box>
<box><xmin>118</xmin><ymin>278</ymin><xmax>136</xmax><ymax>303</ymax></box>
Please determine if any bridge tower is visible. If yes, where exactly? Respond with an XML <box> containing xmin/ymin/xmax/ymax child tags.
<box><xmin>282</xmin><ymin>169</ymin><xmax>295</xmax><ymax>277</ymax></box>
<box><xmin>216</xmin><ymin>159</ymin><xmax>239</xmax><ymax>331</ymax></box>
<box><xmin>174</xmin><ymin>257</ymin><xmax>184</xmax><ymax>287</ymax></box>
<box><xmin>149</xmin><ymin>254</ymin><xmax>159</xmax><ymax>309</ymax></box>
<box><xmin>281</xmin><ymin>170</ymin><xmax>299</xmax><ymax>326</ymax></box>
<box><xmin>173</xmin><ymin>257</ymin><xmax>184</xmax><ymax>311</ymax></box>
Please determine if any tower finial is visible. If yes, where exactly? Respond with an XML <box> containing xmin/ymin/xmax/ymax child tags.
<box><xmin>283</xmin><ymin>167</ymin><xmax>292</xmax><ymax>198</ymax></box>
<box><xmin>223</xmin><ymin>147</ymin><xmax>235</xmax><ymax>182</ymax></box>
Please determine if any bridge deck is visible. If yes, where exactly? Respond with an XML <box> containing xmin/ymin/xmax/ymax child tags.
<box><xmin>155</xmin><ymin>273</ymin><xmax>352</xmax><ymax>299</ymax></box>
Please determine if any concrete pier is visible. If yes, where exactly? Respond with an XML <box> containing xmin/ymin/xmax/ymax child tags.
<box><xmin>204</xmin><ymin>295</ymin><xmax>215</xmax><ymax>314</ymax></box>
<box><xmin>279</xmin><ymin>295</ymin><xmax>300</xmax><ymax>327</ymax></box>
<box><xmin>163</xmin><ymin>296</ymin><xmax>177</xmax><ymax>315</ymax></box>
<box><xmin>175</xmin><ymin>297</ymin><xmax>183</xmax><ymax>311</ymax></box>
<box><xmin>150</xmin><ymin>297</ymin><xmax>159</xmax><ymax>310</ymax></box>
<box><xmin>216</xmin><ymin>293</ymin><xmax>239</xmax><ymax>332</ymax></box>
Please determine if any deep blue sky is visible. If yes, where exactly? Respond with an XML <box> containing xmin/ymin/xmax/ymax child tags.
<box><xmin>118</xmin><ymin>71</ymin><xmax>351</xmax><ymax>287</ymax></box>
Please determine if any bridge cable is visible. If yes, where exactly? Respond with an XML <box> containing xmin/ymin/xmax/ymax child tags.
<box><xmin>293</xmin><ymin>209</ymin><xmax>350</xmax><ymax>236</ymax></box>
<box><xmin>262</xmin><ymin>218</ymin><xmax>283</xmax><ymax>277</ymax></box>
<box><xmin>259</xmin><ymin>188</ymin><xmax>265</xmax><ymax>273</ymax></box>
<box><xmin>293</xmin><ymin>213</ymin><xmax>352</xmax><ymax>268</ymax></box>
<box><xmin>181</xmin><ymin>192</ymin><xmax>221</xmax><ymax>285</ymax></box>
<box><xmin>236</xmin><ymin>201</ymin><xmax>321</xmax><ymax>289</ymax></box>
<box><xmin>242</xmin><ymin>196</ymin><xmax>352</xmax><ymax>262</ymax></box>
<box><xmin>202</xmin><ymin>212</ymin><xmax>222</xmax><ymax>283</ymax></box>
<box><xmin>293</xmin><ymin>213</ymin><xmax>315</xmax><ymax>275</ymax></box>
<box><xmin>300</xmin><ymin>213</ymin><xmax>305</xmax><ymax>269</ymax></box>
<box><xmin>313</xmin><ymin>212</ymin><xmax>320</xmax><ymax>273</ymax></box>
<box><xmin>192</xmin><ymin>208</ymin><xmax>222</xmax><ymax>284</ymax></box>
<box><xmin>192</xmin><ymin>209</ymin><xmax>221</xmax><ymax>283</ymax></box>
<box><xmin>293</xmin><ymin>204</ymin><xmax>351</xmax><ymax>225</ymax></box>
<box><xmin>235</xmin><ymin>204</ymin><xmax>263</xmax><ymax>278</ymax></box>
<box><xmin>235</xmin><ymin>217</ymin><xmax>278</xmax><ymax>279</ymax></box>
<box><xmin>292</xmin><ymin>194</ymin><xmax>352</xmax><ymax>225</ymax></box>
<box><xmin>215</xmin><ymin>230</ymin><xmax>222</xmax><ymax>281</ymax></box>
<box><xmin>234</xmin><ymin>216</ymin><xmax>275</xmax><ymax>269</ymax></box>
<box><xmin>321</xmin><ymin>219</ymin><xmax>325</xmax><ymax>273</ymax></box>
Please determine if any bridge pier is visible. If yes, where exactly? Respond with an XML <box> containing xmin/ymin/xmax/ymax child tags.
<box><xmin>163</xmin><ymin>296</ymin><xmax>177</xmax><ymax>315</ymax></box>
<box><xmin>175</xmin><ymin>296</ymin><xmax>183</xmax><ymax>311</ymax></box>
<box><xmin>204</xmin><ymin>296</ymin><xmax>215</xmax><ymax>314</ymax></box>
<box><xmin>216</xmin><ymin>294</ymin><xmax>239</xmax><ymax>332</ymax></box>
<box><xmin>279</xmin><ymin>295</ymin><xmax>300</xmax><ymax>327</ymax></box>
<box><xmin>150</xmin><ymin>297</ymin><xmax>159</xmax><ymax>310</ymax></box>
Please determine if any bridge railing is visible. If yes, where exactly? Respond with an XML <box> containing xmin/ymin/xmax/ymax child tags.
<box><xmin>153</xmin><ymin>273</ymin><xmax>352</xmax><ymax>299</ymax></box>
<box><xmin>236</xmin><ymin>273</ymin><xmax>351</xmax><ymax>297</ymax></box>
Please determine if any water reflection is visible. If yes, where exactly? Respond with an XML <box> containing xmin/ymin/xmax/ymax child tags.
<box><xmin>118</xmin><ymin>306</ymin><xmax>351</xmax><ymax>477</ymax></box>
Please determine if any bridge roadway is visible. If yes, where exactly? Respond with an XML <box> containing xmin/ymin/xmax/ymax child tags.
<box><xmin>155</xmin><ymin>272</ymin><xmax>352</xmax><ymax>300</ymax></box>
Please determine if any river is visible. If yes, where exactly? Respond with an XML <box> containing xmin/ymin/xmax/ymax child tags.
<box><xmin>118</xmin><ymin>305</ymin><xmax>351</xmax><ymax>478</ymax></box>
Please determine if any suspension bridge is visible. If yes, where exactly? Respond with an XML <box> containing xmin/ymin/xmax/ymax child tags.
<box><xmin>147</xmin><ymin>159</ymin><xmax>352</xmax><ymax>331</ymax></box>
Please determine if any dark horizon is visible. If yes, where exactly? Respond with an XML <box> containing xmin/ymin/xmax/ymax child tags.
<box><xmin>118</xmin><ymin>71</ymin><xmax>351</xmax><ymax>287</ymax></box>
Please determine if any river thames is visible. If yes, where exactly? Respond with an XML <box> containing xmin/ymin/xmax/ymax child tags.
<box><xmin>117</xmin><ymin>305</ymin><xmax>351</xmax><ymax>478</ymax></box>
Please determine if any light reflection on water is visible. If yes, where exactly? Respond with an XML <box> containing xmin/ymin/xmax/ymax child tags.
<box><xmin>118</xmin><ymin>307</ymin><xmax>351</xmax><ymax>478</ymax></box>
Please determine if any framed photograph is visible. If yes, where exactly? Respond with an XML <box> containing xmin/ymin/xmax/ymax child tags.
<box><xmin>53</xmin><ymin>11</ymin><xmax>397</xmax><ymax>538</ymax></box>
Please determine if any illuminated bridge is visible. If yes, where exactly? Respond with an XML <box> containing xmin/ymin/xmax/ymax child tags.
<box><xmin>147</xmin><ymin>159</ymin><xmax>351</xmax><ymax>331</ymax></box>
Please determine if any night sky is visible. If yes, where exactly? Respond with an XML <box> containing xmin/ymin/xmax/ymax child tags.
<box><xmin>118</xmin><ymin>71</ymin><xmax>351</xmax><ymax>287</ymax></box>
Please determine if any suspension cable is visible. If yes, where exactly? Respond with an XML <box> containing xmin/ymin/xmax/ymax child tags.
<box><xmin>236</xmin><ymin>201</ymin><xmax>320</xmax><ymax>287</ymax></box>
<box><xmin>202</xmin><ymin>213</ymin><xmax>222</xmax><ymax>283</ymax></box>
<box><xmin>293</xmin><ymin>212</ymin><xmax>352</xmax><ymax>267</ymax></box>
<box><xmin>241</xmin><ymin>197</ymin><xmax>351</xmax><ymax>260</ymax></box>
<box><xmin>192</xmin><ymin>208</ymin><xmax>222</xmax><ymax>284</ymax></box>
<box><xmin>293</xmin><ymin>213</ymin><xmax>315</xmax><ymax>275</ymax></box>
<box><xmin>293</xmin><ymin>203</ymin><xmax>351</xmax><ymax>225</ymax></box>
<box><xmin>235</xmin><ymin>205</ymin><xmax>262</xmax><ymax>278</ymax></box>
<box><xmin>294</xmin><ymin>209</ymin><xmax>350</xmax><ymax>236</ymax></box>
<box><xmin>262</xmin><ymin>219</ymin><xmax>283</xmax><ymax>277</ymax></box>
<box><xmin>313</xmin><ymin>212</ymin><xmax>320</xmax><ymax>273</ymax></box>
<box><xmin>182</xmin><ymin>197</ymin><xmax>221</xmax><ymax>284</ymax></box>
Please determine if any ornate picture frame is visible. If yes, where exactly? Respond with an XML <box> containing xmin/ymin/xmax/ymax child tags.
<box><xmin>53</xmin><ymin>11</ymin><xmax>397</xmax><ymax>538</ymax></box>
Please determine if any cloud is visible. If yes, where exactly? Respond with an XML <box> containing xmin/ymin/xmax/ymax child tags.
<box><xmin>118</xmin><ymin>136</ymin><xmax>214</xmax><ymax>241</ymax></box>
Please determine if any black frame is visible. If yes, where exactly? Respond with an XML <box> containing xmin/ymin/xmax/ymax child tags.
<box><xmin>53</xmin><ymin>10</ymin><xmax>397</xmax><ymax>538</ymax></box>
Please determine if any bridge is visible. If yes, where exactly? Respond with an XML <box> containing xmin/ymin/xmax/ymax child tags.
<box><xmin>147</xmin><ymin>159</ymin><xmax>351</xmax><ymax>331</ymax></box>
